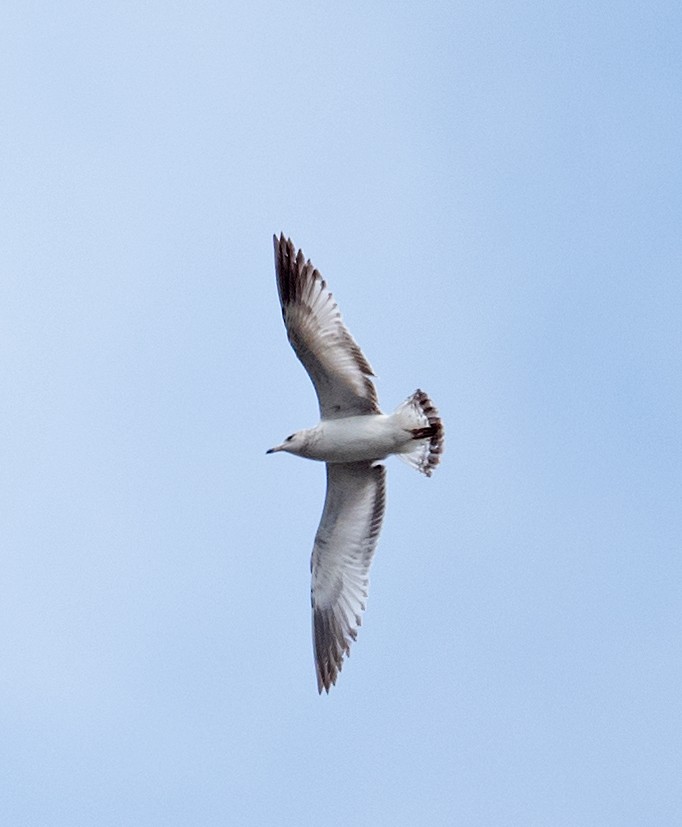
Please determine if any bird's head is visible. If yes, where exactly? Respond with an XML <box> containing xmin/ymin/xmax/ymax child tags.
<box><xmin>266</xmin><ymin>430</ymin><xmax>309</xmax><ymax>457</ymax></box>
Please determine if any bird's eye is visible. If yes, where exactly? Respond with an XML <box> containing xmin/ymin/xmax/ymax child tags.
<box><xmin>286</xmin><ymin>434</ymin><xmax>294</xmax><ymax>442</ymax></box>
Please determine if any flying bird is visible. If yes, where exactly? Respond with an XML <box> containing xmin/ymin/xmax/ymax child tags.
<box><xmin>268</xmin><ymin>234</ymin><xmax>444</xmax><ymax>693</ymax></box>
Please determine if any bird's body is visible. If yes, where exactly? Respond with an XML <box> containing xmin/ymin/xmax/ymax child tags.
<box><xmin>268</xmin><ymin>234</ymin><xmax>444</xmax><ymax>693</ymax></box>
<box><xmin>270</xmin><ymin>410</ymin><xmax>425</xmax><ymax>464</ymax></box>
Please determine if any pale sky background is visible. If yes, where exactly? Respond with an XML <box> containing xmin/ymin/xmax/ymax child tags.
<box><xmin>2</xmin><ymin>2</ymin><xmax>681</xmax><ymax>825</ymax></box>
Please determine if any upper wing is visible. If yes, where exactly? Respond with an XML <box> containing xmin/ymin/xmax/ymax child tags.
<box><xmin>311</xmin><ymin>462</ymin><xmax>387</xmax><ymax>693</ymax></box>
<box><xmin>273</xmin><ymin>234</ymin><xmax>380</xmax><ymax>420</ymax></box>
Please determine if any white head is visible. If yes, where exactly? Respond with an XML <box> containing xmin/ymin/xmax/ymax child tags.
<box><xmin>266</xmin><ymin>430</ymin><xmax>310</xmax><ymax>457</ymax></box>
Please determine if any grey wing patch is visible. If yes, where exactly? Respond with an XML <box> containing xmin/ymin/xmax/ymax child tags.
<box><xmin>273</xmin><ymin>234</ymin><xmax>380</xmax><ymax>419</ymax></box>
<box><xmin>311</xmin><ymin>462</ymin><xmax>387</xmax><ymax>693</ymax></box>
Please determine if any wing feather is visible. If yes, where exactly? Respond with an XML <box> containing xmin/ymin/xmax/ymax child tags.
<box><xmin>273</xmin><ymin>234</ymin><xmax>380</xmax><ymax>419</ymax></box>
<box><xmin>311</xmin><ymin>462</ymin><xmax>386</xmax><ymax>693</ymax></box>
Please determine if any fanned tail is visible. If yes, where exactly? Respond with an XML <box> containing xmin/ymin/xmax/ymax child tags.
<box><xmin>394</xmin><ymin>390</ymin><xmax>444</xmax><ymax>477</ymax></box>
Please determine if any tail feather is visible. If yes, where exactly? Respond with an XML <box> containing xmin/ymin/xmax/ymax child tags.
<box><xmin>395</xmin><ymin>390</ymin><xmax>444</xmax><ymax>476</ymax></box>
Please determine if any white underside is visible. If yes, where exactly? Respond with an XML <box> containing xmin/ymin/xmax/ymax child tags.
<box><xmin>301</xmin><ymin>414</ymin><xmax>415</xmax><ymax>463</ymax></box>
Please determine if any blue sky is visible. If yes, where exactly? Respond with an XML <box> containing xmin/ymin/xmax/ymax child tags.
<box><xmin>1</xmin><ymin>2</ymin><xmax>681</xmax><ymax>824</ymax></box>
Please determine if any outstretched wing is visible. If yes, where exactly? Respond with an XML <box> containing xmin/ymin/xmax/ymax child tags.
<box><xmin>273</xmin><ymin>234</ymin><xmax>380</xmax><ymax>420</ymax></box>
<box><xmin>311</xmin><ymin>462</ymin><xmax>387</xmax><ymax>693</ymax></box>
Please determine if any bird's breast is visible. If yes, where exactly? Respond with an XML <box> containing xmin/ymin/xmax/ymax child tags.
<box><xmin>303</xmin><ymin>415</ymin><xmax>407</xmax><ymax>463</ymax></box>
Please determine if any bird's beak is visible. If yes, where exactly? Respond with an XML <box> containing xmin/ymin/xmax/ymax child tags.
<box><xmin>266</xmin><ymin>444</ymin><xmax>283</xmax><ymax>454</ymax></box>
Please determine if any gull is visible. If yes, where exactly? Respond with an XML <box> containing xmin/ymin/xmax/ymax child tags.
<box><xmin>268</xmin><ymin>234</ymin><xmax>444</xmax><ymax>693</ymax></box>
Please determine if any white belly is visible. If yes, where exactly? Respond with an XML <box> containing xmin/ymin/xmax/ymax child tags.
<box><xmin>304</xmin><ymin>415</ymin><xmax>411</xmax><ymax>463</ymax></box>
